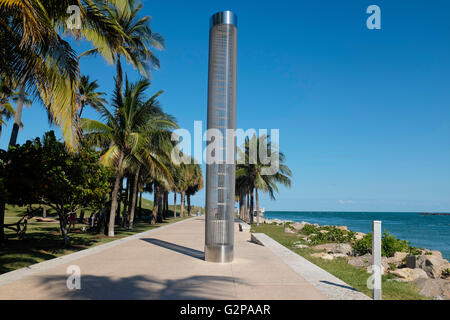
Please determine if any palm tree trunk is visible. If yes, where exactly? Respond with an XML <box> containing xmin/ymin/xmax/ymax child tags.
<box><xmin>180</xmin><ymin>191</ymin><xmax>185</xmax><ymax>218</ymax></box>
<box><xmin>122</xmin><ymin>176</ymin><xmax>130</xmax><ymax>227</ymax></box>
<box><xmin>164</xmin><ymin>192</ymin><xmax>169</xmax><ymax>219</ymax></box>
<box><xmin>151</xmin><ymin>185</ymin><xmax>159</xmax><ymax>224</ymax></box>
<box><xmin>0</xmin><ymin>201</ymin><xmax>5</xmax><ymax>243</ymax></box>
<box><xmin>116</xmin><ymin>54</ymin><xmax>123</xmax><ymax>98</ymax></box>
<box><xmin>239</xmin><ymin>191</ymin><xmax>244</xmax><ymax>220</ymax></box>
<box><xmin>42</xmin><ymin>205</ymin><xmax>47</xmax><ymax>218</ymax></box>
<box><xmin>187</xmin><ymin>194</ymin><xmax>191</xmax><ymax>216</ymax></box>
<box><xmin>138</xmin><ymin>190</ymin><xmax>142</xmax><ymax>218</ymax></box>
<box><xmin>128</xmin><ymin>165</ymin><xmax>140</xmax><ymax>229</ymax></box>
<box><xmin>108</xmin><ymin>152</ymin><xmax>124</xmax><ymax>237</ymax></box>
<box><xmin>157</xmin><ymin>191</ymin><xmax>164</xmax><ymax>222</ymax></box>
<box><xmin>173</xmin><ymin>193</ymin><xmax>177</xmax><ymax>218</ymax></box>
<box><xmin>8</xmin><ymin>85</ymin><xmax>25</xmax><ymax>147</ymax></box>
<box><xmin>249</xmin><ymin>189</ymin><xmax>255</xmax><ymax>224</ymax></box>
<box><xmin>256</xmin><ymin>188</ymin><xmax>260</xmax><ymax>226</ymax></box>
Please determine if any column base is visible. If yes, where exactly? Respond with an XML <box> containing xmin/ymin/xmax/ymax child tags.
<box><xmin>205</xmin><ymin>245</ymin><xmax>233</xmax><ymax>263</ymax></box>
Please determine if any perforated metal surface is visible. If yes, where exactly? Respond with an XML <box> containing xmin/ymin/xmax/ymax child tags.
<box><xmin>205</xmin><ymin>16</ymin><xmax>237</xmax><ymax>263</ymax></box>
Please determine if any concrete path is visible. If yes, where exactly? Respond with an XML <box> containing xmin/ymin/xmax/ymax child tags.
<box><xmin>0</xmin><ymin>216</ymin><xmax>325</xmax><ymax>300</ymax></box>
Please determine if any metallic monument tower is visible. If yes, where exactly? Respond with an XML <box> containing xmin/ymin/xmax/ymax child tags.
<box><xmin>205</xmin><ymin>11</ymin><xmax>237</xmax><ymax>263</ymax></box>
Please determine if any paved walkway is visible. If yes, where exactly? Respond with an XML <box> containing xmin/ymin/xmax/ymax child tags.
<box><xmin>0</xmin><ymin>216</ymin><xmax>328</xmax><ymax>300</ymax></box>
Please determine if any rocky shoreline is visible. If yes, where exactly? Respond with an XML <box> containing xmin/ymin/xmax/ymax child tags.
<box><xmin>264</xmin><ymin>218</ymin><xmax>450</xmax><ymax>300</ymax></box>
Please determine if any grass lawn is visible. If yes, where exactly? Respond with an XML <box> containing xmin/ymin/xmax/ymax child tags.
<box><xmin>0</xmin><ymin>198</ymin><xmax>202</xmax><ymax>275</ymax></box>
<box><xmin>251</xmin><ymin>223</ymin><xmax>429</xmax><ymax>300</ymax></box>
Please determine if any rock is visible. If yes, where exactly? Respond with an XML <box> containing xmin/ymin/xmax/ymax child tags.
<box><xmin>355</xmin><ymin>232</ymin><xmax>366</xmax><ymax>240</ymax></box>
<box><xmin>312</xmin><ymin>243</ymin><xmax>353</xmax><ymax>255</ymax></box>
<box><xmin>418</xmin><ymin>255</ymin><xmax>450</xmax><ymax>279</ymax></box>
<box><xmin>347</xmin><ymin>254</ymin><xmax>389</xmax><ymax>273</ymax></box>
<box><xmin>387</xmin><ymin>252</ymin><xmax>408</xmax><ymax>267</ymax></box>
<box><xmin>284</xmin><ymin>227</ymin><xmax>296</xmax><ymax>234</ymax></box>
<box><xmin>273</xmin><ymin>219</ymin><xmax>283</xmax><ymax>225</ymax></box>
<box><xmin>413</xmin><ymin>278</ymin><xmax>450</xmax><ymax>300</ymax></box>
<box><xmin>311</xmin><ymin>252</ymin><xmax>335</xmax><ymax>260</ymax></box>
<box><xmin>406</xmin><ymin>255</ymin><xmax>417</xmax><ymax>269</ymax></box>
<box><xmin>294</xmin><ymin>244</ymin><xmax>308</xmax><ymax>249</ymax></box>
<box><xmin>319</xmin><ymin>230</ymin><xmax>329</xmax><ymax>234</ymax></box>
<box><xmin>422</xmin><ymin>250</ymin><xmax>443</xmax><ymax>259</ymax></box>
<box><xmin>291</xmin><ymin>222</ymin><xmax>306</xmax><ymax>231</ymax></box>
<box><xmin>348</xmin><ymin>254</ymin><xmax>372</xmax><ymax>268</ymax></box>
<box><xmin>313</xmin><ymin>223</ymin><xmax>320</xmax><ymax>228</ymax></box>
<box><xmin>335</xmin><ymin>225</ymin><xmax>349</xmax><ymax>231</ymax></box>
<box><xmin>389</xmin><ymin>268</ymin><xmax>428</xmax><ymax>282</ymax></box>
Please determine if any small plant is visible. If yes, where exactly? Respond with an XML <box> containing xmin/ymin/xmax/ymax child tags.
<box><xmin>301</xmin><ymin>224</ymin><xmax>319</xmax><ymax>235</ymax></box>
<box><xmin>442</xmin><ymin>268</ymin><xmax>450</xmax><ymax>278</ymax></box>
<box><xmin>353</xmin><ymin>233</ymin><xmax>373</xmax><ymax>256</ymax></box>
<box><xmin>425</xmin><ymin>251</ymin><xmax>433</xmax><ymax>255</ymax></box>
<box><xmin>409</xmin><ymin>246</ymin><xmax>422</xmax><ymax>256</ymax></box>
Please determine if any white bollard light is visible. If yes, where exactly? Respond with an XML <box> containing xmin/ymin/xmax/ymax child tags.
<box><xmin>372</xmin><ymin>220</ymin><xmax>382</xmax><ymax>300</ymax></box>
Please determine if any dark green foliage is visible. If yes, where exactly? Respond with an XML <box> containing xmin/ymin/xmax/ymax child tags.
<box><xmin>301</xmin><ymin>224</ymin><xmax>319</xmax><ymax>235</ymax></box>
<box><xmin>308</xmin><ymin>227</ymin><xmax>356</xmax><ymax>245</ymax></box>
<box><xmin>0</xmin><ymin>131</ymin><xmax>113</xmax><ymax>244</ymax></box>
<box><xmin>353</xmin><ymin>231</ymin><xmax>411</xmax><ymax>257</ymax></box>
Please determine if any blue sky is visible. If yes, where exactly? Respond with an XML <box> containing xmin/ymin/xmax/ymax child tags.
<box><xmin>1</xmin><ymin>0</ymin><xmax>450</xmax><ymax>212</ymax></box>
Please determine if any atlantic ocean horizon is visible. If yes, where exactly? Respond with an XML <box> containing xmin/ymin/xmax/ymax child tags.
<box><xmin>265</xmin><ymin>211</ymin><xmax>450</xmax><ymax>260</ymax></box>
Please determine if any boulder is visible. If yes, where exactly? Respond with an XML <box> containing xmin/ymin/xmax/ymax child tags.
<box><xmin>291</xmin><ymin>222</ymin><xmax>306</xmax><ymax>231</ymax></box>
<box><xmin>284</xmin><ymin>227</ymin><xmax>296</xmax><ymax>234</ymax></box>
<box><xmin>387</xmin><ymin>252</ymin><xmax>408</xmax><ymax>267</ymax></box>
<box><xmin>418</xmin><ymin>255</ymin><xmax>450</xmax><ymax>279</ymax></box>
<box><xmin>389</xmin><ymin>268</ymin><xmax>428</xmax><ymax>282</ymax></box>
<box><xmin>311</xmin><ymin>252</ymin><xmax>335</xmax><ymax>260</ymax></box>
<box><xmin>319</xmin><ymin>230</ymin><xmax>329</xmax><ymax>234</ymax></box>
<box><xmin>312</xmin><ymin>243</ymin><xmax>353</xmax><ymax>255</ymax></box>
<box><xmin>335</xmin><ymin>225</ymin><xmax>349</xmax><ymax>231</ymax></box>
<box><xmin>347</xmin><ymin>254</ymin><xmax>389</xmax><ymax>272</ymax></box>
<box><xmin>355</xmin><ymin>232</ymin><xmax>366</xmax><ymax>240</ymax></box>
<box><xmin>413</xmin><ymin>278</ymin><xmax>450</xmax><ymax>300</ymax></box>
<box><xmin>294</xmin><ymin>244</ymin><xmax>308</xmax><ymax>249</ymax></box>
<box><xmin>313</xmin><ymin>223</ymin><xmax>320</xmax><ymax>228</ymax></box>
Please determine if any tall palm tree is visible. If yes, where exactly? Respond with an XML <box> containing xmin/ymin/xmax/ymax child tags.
<box><xmin>77</xmin><ymin>75</ymin><xmax>106</xmax><ymax>118</ymax></box>
<box><xmin>236</xmin><ymin>134</ymin><xmax>292</xmax><ymax>225</ymax></box>
<box><xmin>0</xmin><ymin>0</ymin><xmax>123</xmax><ymax>149</ymax></box>
<box><xmin>0</xmin><ymin>77</ymin><xmax>16</xmax><ymax>137</ymax></box>
<box><xmin>80</xmin><ymin>0</ymin><xmax>164</xmax><ymax>99</ymax></box>
<box><xmin>82</xmin><ymin>78</ymin><xmax>174</xmax><ymax>236</ymax></box>
<box><xmin>185</xmin><ymin>163</ymin><xmax>204</xmax><ymax>216</ymax></box>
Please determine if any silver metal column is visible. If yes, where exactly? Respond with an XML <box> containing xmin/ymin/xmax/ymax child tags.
<box><xmin>205</xmin><ymin>11</ymin><xmax>237</xmax><ymax>263</ymax></box>
<box><xmin>372</xmin><ymin>220</ymin><xmax>382</xmax><ymax>300</ymax></box>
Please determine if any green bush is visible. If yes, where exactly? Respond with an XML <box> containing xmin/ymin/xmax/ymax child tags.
<box><xmin>301</xmin><ymin>224</ymin><xmax>319</xmax><ymax>235</ymax></box>
<box><xmin>353</xmin><ymin>233</ymin><xmax>373</xmax><ymax>256</ymax></box>
<box><xmin>382</xmin><ymin>231</ymin><xmax>410</xmax><ymax>257</ymax></box>
<box><xmin>308</xmin><ymin>227</ymin><xmax>355</xmax><ymax>245</ymax></box>
<box><xmin>353</xmin><ymin>231</ymin><xmax>411</xmax><ymax>257</ymax></box>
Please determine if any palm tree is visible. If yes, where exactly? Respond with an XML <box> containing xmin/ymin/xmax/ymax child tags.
<box><xmin>0</xmin><ymin>77</ymin><xmax>16</xmax><ymax>137</ymax></box>
<box><xmin>80</xmin><ymin>0</ymin><xmax>164</xmax><ymax>99</ymax></box>
<box><xmin>82</xmin><ymin>78</ymin><xmax>175</xmax><ymax>236</ymax></box>
<box><xmin>77</xmin><ymin>75</ymin><xmax>106</xmax><ymax>118</ymax></box>
<box><xmin>236</xmin><ymin>134</ymin><xmax>292</xmax><ymax>225</ymax></box>
<box><xmin>185</xmin><ymin>163</ymin><xmax>204</xmax><ymax>216</ymax></box>
<box><xmin>0</xmin><ymin>0</ymin><xmax>122</xmax><ymax>149</ymax></box>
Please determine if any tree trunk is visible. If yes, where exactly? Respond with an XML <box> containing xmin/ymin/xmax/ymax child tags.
<box><xmin>138</xmin><ymin>190</ymin><xmax>142</xmax><ymax>218</ymax></box>
<box><xmin>8</xmin><ymin>85</ymin><xmax>25</xmax><ymax>147</ymax></box>
<box><xmin>79</xmin><ymin>209</ymin><xmax>85</xmax><ymax>223</ymax></box>
<box><xmin>163</xmin><ymin>191</ymin><xmax>168</xmax><ymax>219</ymax></box>
<box><xmin>151</xmin><ymin>185</ymin><xmax>159</xmax><ymax>224</ymax></box>
<box><xmin>122</xmin><ymin>176</ymin><xmax>130</xmax><ymax>227</ymax></box>
<box><xmin>157</xmin><ymin>191</ymin><xmax>164</xmax><ymax>222</ymax></box>
<box><xmin>173</xmin><ymin>193</ymin><xmax>177</xmax><ymax>218</ymax></box>
<box><xmin>58</xmin><ymin>211</ymin><xmax>69</xmax><ymax>246</ymax></box>
<box><xmin>180</xmin><ymin>191</ymin><xmax>185</xmax><ymax>218</ymax></box>
<box><xmin>246</xmin><ymin>193</ymin><xmax>249</xmax><ymax>223</ymax></box>
<box><xmin>256</xmin><ymin>188</ymin><xmax>260</xmax><ymax>226</ymax></box>
<box><xmin>42</xmin><ymin>205</ymin><xmax>47</xmax><ymax>218</ymax></box>
<box><xmin>116</xmin><ymin>54</ymin><xmax>123</xmax><ymax>100</ymax></box>
<box><xmin>249</xmin><ymin>189</ymin><xmax>254</xmax><ymax>224</ymax></box>
<box><xmin>128</xmin><ymin>165</ymin><xmax>140</xmax><ymax>229</ymax></box>
<box><xmin>0</xmin><ymin>201</ymin><xmax>5</xmax><ymax>243</ymax></box>
<box><xmin>187</xmin><ymin>194</ymin><xmax>191</xmax><ymax>216</ymax></box>
<box><xmin>239</xmin><ymin>191</ymin><xmax>244</xmax><ymax>220</ymax></box>
<box><xmin>108</xmin><ymin>152</ymin><xmax>124</xmax><ymax>237</ymax></box>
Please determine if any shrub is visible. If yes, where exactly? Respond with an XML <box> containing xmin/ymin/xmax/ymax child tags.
<box><xmin>382</xmin><ymin>231</ymin><xmax>410</xmax><ymax>257</ymax></box>
<box><xmin>301</xmin><ymin>224</ymin><xmax>319</xmax><ymax>235</ymax></box>
<box><xmin>353</xmin><ymin>231</ymin><xmax>411</xmax><ymax>257</ymax></box>
<box><xmin>353</xmin><ymin>233</ymin><xmax>373</xmax><ymax>256</ymax></box>
<box><xmin>308</xmin><ymin>227</ymin><xmax>355</xmax><ymax>245</ymax></box>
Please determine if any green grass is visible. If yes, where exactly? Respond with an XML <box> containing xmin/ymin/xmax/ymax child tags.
<box><xmin>251</xmin><ymin>223</ymin><xmax>429</xmax><ymax>300</ymax></box>
<box><xmin>0</xmin><ymin>199</ymin><xmax>202</xmax><ymax>275</ymax></box>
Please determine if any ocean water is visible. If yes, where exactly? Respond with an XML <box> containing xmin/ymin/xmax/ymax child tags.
<box><xmin>265</xmin><ymin>211</ymin><xmax>450</xmax><ymax>260</ymax></box>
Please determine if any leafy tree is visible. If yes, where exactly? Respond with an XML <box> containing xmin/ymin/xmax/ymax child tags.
<box><xmin>0</xmin><ymin>131</ymin><xmax>113</xmax><ymax>245</ymax></box>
